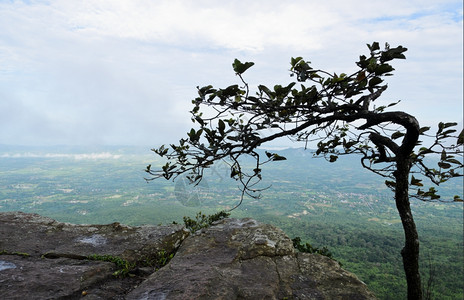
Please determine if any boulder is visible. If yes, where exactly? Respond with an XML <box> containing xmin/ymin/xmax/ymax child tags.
<box><xmin>0</xmin><ymin>212</ymin><xmax>188</xmax><ymax>299</ymax></box>
<box><xmin>126</xmin><ymin>218</ymin><xmax>376</xmax><ymax>300</ymax></box>
<box><xmin>0</xmin><ymin>212</ymin><xmax>377</xmax><ymax>299</ymax></box>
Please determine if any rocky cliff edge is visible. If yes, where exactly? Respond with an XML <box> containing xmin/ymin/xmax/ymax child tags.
<box><xmin>0</xmin><ymin>212</ymin><xmax>376</xmax><ymax>299</ymax></box>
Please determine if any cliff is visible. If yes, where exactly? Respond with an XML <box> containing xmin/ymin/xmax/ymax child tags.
<box><xmin>0</xmin><ymin>212</ymin><xmax>376</xmax><ymax>299</ymax></box>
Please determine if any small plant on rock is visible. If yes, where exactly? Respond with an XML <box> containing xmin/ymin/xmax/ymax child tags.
<box><xmin>292</xmin><ymin>237</ymin><xmax>333</xmax><ymax>259</ymax></box>
<box><xmin>183</xmin><ymin>211</ymin><xmax>230</xmax><ymax>232</ymax></box>
<box><xmin>87</xmin><ymin>254</ymin><xmax>135</xmax><ymax>278</ymax></box>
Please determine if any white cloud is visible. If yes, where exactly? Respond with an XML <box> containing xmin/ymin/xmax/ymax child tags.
<box><xmin>0</xmin><ymin>152</ymin><xmax>122</xmax><ymax>159</ymax></box>
<box><xmin>0</xmin><ymin>0</ymin><xmax>462</xmax><ymax>146</ymax></box>
<box><xmin>53</xmin><ymin>0</ymin><xmax>330</xmax><ymax>51</ymax></box>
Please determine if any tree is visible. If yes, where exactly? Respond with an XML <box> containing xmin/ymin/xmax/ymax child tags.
<box><xmin>146</xmin><ymin>42</ymin><xmax>463</xmax><ymax>300</ymax></box>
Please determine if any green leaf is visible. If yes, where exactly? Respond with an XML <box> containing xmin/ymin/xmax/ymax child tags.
<box><xmin>425</xmin><ymin>187</ymin><xmax>441</xmax><ymax>200</ymax></box>
<box><xmin>387</xmin><ymin>100</ymin><xmax>401</xmax><ymax>108</ymax></box>
<box><xmin>265</xmin><ymin>151</ymin><xmax>273</xmax><ymax>159</ymax></box>
<box><xmin>445</xmin><ymin>158</ymin><xmax>462</xmax><ymax>165</ymax></box>
<box><xmin>440</xmin><ymin>149</ymin><xmax>447</xmax><ymax>161</ymax></box>
<box><xmin>410</xmin><ymin>175</ymin><xmax>423</xmax><ymax>187</ymax></box>
<box><xmin>230</xmin><ymin>168</ymin><xmax>240</xmax><ymax>178</ymax></box>
<box><xmin>391</xmin><ymin>131</ymin><xmax>405</xmax><ymax>140</ymax></box>
<box><xmin>232</xmin><ymin>59</ymin><xmax>255</xmax><ymax>74</ymax></box>
<box><xmin>441</xmin><ymin>129</ymin><xmax>457</xmax><ymax>136</ymax></box>
<box><xmin>437</xmin><ymin>122</ymin><xmax>444</xmax><ymax>133</ymax></box>
<box><xmin>154</xmin><ymin>145</ymin><xmax>168</xmax><ymax>157</ymax></box>
<box><xmin>222</xmin><ymin>84</ymin><xmax>240</xmax><ymax>97</ymax></box>
<box><xmin>258</xmin><ymin>85</ymin><xmax>274</xmax><ymax>97</ymax></box>
<box><xmin>419</xmin><ymin>126</ymin><xmax>430</xmax><ymax>135</ymax></box>
<box><xmin>197</xmin><ymin>85</ymin><xmax>215</xmax><ymax>96</ymax></box>
<box><xmin>458</xmin><ymin>129</ymin><xmax>464</xmax><ymax>145</ymax></box>
<box><xmin>343</xmin><ymin>140</ymin><xmax>357</xmax><ymax>150</ymax></box>
<box><xmin>193</xmin><ymin>116</ymin><xmax>205</xmax><ymax>126</ymax></box>
<box><xmin>438</xmin><ymin>162</ymin><xmax>452</xmax><ymax>169</ymax></box>
<box><xmin>369</xmin><ymin>77</ymin><xmax>383</xmax><ymax>87</ymax></box>
<box><xmin>290</xmin><ymin>57</ymin><xmax>303</xmax><ymax>68</ymax></box>
<box><xmin>418</xmin><ymin>147</ymin><xmax>432</xmax><ymax>155</ymax></box>
<box><xmin>437</xmin><ymin>122</ymin><xmax>456</xmax><ymax>134</ymax></box>
<box><xmin>381</xmin><ymin>45</ymin><xmax>408</xmax><ymax>62</ymax></box>
<box><xmin>357</xmin><ymin>56</ymin><xmax>369</xmax><ymax>69</ymax></box>
<box><xmin>329</xmin><ymin>155</ymin><xmax>338</xmax><ymax>162</ymax></box>
<box><xmin>356</xmin><ymin>71</ymin><xmax>367</xmax><ymax>82</ymax></box>
<box><xmin>385</xmin><ymin>180</ymin><xmax>396</xmax><ymax>189</ymax></box>
<box><xmin>443</xmin><ymin>122</ymin><xmax>457</xmax><ymax>128</ymax></box>
<box><xmin>188</xmin><ymin>128</ymin><xmax>196</xmax><ymax>140</ymax></box>
<box><xmin>374</xmin><ymin>64</ymin><xmax>395</xmax><ymax>75</ymax></box>
<box><xmin>453</xmin><ymin>195</ymin><xmax>463</xmax><ymax>202</ymax></box>
<box><xmin>271</xmin><ymin>153</ymin><xmax>287</xmax><ymax>161</ymax></box>
<box><xmin>218</xmin><ymin>119</ymin><xmax>225</xmax><ymax>135</ymax></box>
<box><xmin>196</xmin><ymin>129</ymin><xmax>203</xmax><ymax>141</ymax></box>
<box><xmin>368</xmin><ymin>42</ymin><xmax>380</xmax><ymax>51</ymax></box>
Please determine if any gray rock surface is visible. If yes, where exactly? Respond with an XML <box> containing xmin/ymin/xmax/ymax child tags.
<box><xmin>0</xmin><ymin>211</ymin><xmax>188</xmax><ymax>299</ymax></box>
<box><xmin>0</xmin><ymin>212</ymin><xmax>377</xmax><ymax>299</ymax></box>
<box><xmin>126</xmin><ymin>218</ymin><xmax>376</xmax><ymax>300</ymax></box>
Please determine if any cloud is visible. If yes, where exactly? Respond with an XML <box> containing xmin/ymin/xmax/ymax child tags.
<box><xmin>0</xmin><ymin>0</ymin><xmax>462</xmax><ymax>146</ymax></box>
<box><xmin>0</xmin><ymin>152</ymin><xmax>122</xmax><ymax>160</ymax></box>
<box><xmin>48</xmin><ymin>0</ymin><xmax>461</xmax><ymax>53</ymax></box>
<box><xmin>53</xmin><ymin>0</ymin><xmax>329</xmax><ymax>52</ymax></box>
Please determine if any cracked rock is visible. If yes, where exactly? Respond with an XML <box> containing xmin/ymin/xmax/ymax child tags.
<box><xmin>126</xmin><ymin>218</ymin><xmax>377</xmax><ymax>300</ymax></box>
<box><xmin>0</xmin><ymin>212</ymin><xmax>376</xmax><ymax>299</ymax></box>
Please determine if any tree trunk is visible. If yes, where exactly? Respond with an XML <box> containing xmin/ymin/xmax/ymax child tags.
<box><xmin>395</xmin><ymin>156</ymin><xmax>423</xmax><ymax>300</ymax></box>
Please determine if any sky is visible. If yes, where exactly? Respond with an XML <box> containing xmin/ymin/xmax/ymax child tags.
<box><xmin>0</xmin><ymin>0</ymin><xmax>462</xmax><ymax>148</ymax></box>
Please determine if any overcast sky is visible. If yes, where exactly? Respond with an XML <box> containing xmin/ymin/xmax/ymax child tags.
<box><xmin>0</xmin><ymin>0</ymin><xmax>462</xmax><ymax>148</ymax></box>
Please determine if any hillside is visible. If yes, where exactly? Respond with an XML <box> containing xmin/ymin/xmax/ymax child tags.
<box><xmin>0</xmin><ymin>145</ymin><xmax>462</xmax><ymax>299</ymax></box>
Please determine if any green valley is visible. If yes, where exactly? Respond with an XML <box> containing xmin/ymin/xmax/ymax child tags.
<box><xmin>0</xmin><ymin>146</ymin><xmax>462</xmax><ymax>299</ymax></box>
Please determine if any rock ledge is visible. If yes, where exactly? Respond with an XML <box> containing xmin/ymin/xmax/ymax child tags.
<box><xmin>0</xmin><ymin>212</ymin><xmax>376</xmax><ymax>299</ymax></box>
